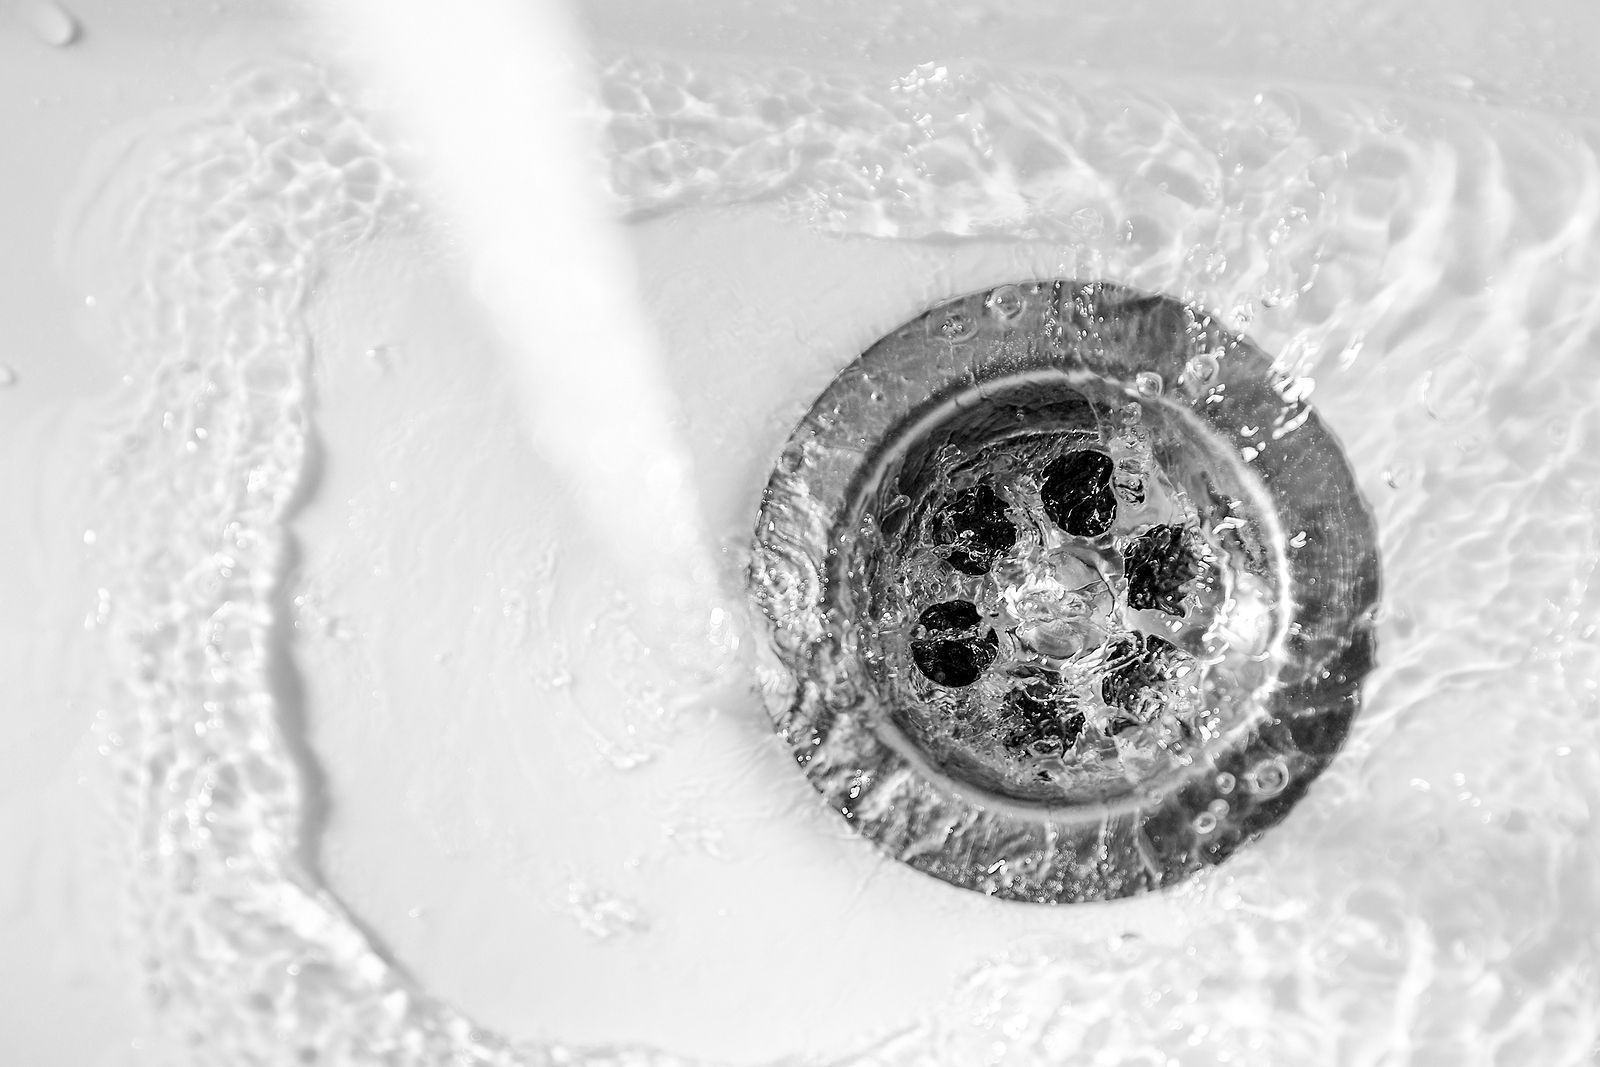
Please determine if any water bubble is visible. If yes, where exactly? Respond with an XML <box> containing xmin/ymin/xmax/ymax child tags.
<box><xmin>1134</xmin><ymin>371</ymin><xmax>1164</xmax><ymax>397</ymax></box>
<box><xmin>985</xmin><ymin>284</ymin><xmax>1024</xmax><ymax>319</ymax></box>
<box><xmin>1249</xmin><ymin>757</ymin><xmax>1289</xmax><ymax>797</ymax></box>
<box><xmin>940</xmin><ymin>313</ymin><xmax>975</xmax><ymax>341</ymax></box>
<box><xmin>1185</xmin><ymin>352</ymin><xmax>1220</xmax><ymax>383</ymax></box>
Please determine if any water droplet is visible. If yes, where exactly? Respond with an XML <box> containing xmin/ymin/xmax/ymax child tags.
<box><xmin>24</xmin><ymin>0</ymin><xmax>79</xmax><ymax>47</ymax></box>
<box><xmin>1382</xmin><ymin>462</ymin><xmax>1416</xmax><ymax>490</ymax></box>
<box><xmin>0</xmin><ymin>365</ymin><xmax>16</xmax><ymax>388</ymax></box>
<box><xmin>1134</xmin><ymin>371</ymin><xmax>1164</xmax><ymax>397</ymax></box>
<box><xmin>1192</xmin><ymin>811</ymin><xmax>1218</xmax><ymax>834</ymax></box>
<box><xmin>1215</xmin><ymin>771</ymin><xmax>1236</xmax><ymax>794</ymax></box>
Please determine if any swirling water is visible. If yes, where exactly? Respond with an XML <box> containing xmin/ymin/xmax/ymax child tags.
<box><xmin>73</xmin><ymin>49</ymin><xmax>1600</xmax><ymax>1065</ymax></box>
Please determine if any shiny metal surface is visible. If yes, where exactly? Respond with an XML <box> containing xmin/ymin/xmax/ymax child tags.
<box><xmin>750</xmin><ymin>281</ymin><xmax>1380</xmax><ymax>902</ymax></box>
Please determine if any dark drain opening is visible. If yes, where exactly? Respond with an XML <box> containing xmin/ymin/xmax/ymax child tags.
<box><xmin>1039</xmin><ymin>449</ymin><xmax>1118</xmax><ymax>538</ymax></box>
<box><xmin>750</xmin><ymin>281</ymin><xmax>1379</xmax><ymax>903</ymax></box>
<box><xmin>909</xmin><ymin>600</ymin><xmax>998</xmax><ymax>688</ymax></box>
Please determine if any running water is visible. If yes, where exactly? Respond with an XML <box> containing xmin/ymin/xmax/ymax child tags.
<box><xmin>68</xmin><ymin>44</ymin><xmax>1600</xmax><ymax>1066</ymax></box>
<box><xmin>319</xmin><ymin>0</ymin><xmax>728</xmax><ymax>665</ymax></box>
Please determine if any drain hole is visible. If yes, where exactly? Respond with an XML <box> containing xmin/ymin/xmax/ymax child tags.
<box><xmin>909</xmin><ymin>600</ymin><xmax>998</xmax><ymax>687</ymax></box>
<box><xmin>751</xmin><ymin>280</ymin><xmax>1380</xmax><ymax>903</ymax></box>
<box><xmin>933</xmin><ymin>483</ymin><xmax>1017</xmax><ymax>575</ymax></box>
<box><xmin>1040</xmin><ymin>449</ymin><xmax>1118</xmax><ymax>538</ymax></box>
<box><xmin>1000</xmin><ymin>683</ymin><xmax>1086</xmax><ymax>754</ymax></box>
<box><xmin>1122</xmin><ymin>523</ymin><xmax>1204</xmax><ymax>615</ymax></box>
<box><xmin>1100</xmin><ymin>631</ymin><xmax>1194</xmax><ymax>730</ymax></box>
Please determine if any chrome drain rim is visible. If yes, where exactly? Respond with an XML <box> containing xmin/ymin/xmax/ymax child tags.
<box><xmin>750</xmin><ymin>281</ymin><xmax>1379</xmax><ymax>903</ymax></box>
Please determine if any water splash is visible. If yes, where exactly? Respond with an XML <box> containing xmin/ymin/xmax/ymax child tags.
<box><xmin>70</xmin><ymin>46</ymin><xmax>1600</xmax><ymax>1067</ymax></box>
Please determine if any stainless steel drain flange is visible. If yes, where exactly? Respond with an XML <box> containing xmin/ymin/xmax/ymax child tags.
<box><xmin>749</xmin><ymin>280</ymin><xmax>1379</xmax><ymax>903</ymax></box>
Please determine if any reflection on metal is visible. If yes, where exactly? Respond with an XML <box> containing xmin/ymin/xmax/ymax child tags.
<box><xmin>749</xmin><ymin>281</ymin><xmax>1380</xmax><ymax>903</ymax></box>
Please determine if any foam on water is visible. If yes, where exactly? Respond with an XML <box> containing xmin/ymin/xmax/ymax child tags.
<box><xmin>76</xmin><ymin>48</ymin><xmax>1600</xmax><ymax>1065</ymax></box>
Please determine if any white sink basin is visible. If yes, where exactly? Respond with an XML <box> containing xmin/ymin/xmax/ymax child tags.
<box><xmin>4</xmin><ymin>1</ymin><xmax>1600</xmax><ymax>1064</ymax></box>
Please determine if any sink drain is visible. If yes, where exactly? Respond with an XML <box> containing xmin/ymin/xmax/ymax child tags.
<box><xmin>749</xmin><ymin>281</ymin><xmax>1379</xmax><ymax>903</ymax></box>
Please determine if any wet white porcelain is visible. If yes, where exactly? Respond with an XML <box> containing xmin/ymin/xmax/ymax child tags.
<box><xmin>4</xmin><ymin>1</ymin><xmax>1599</xmax><ymax>1064</ymax></box>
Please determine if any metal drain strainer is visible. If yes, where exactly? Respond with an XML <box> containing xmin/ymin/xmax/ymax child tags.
<box><xmin>749</xmin><ymin>281</ymin><xmax>1379</xmax><ymax>903</ymax></box>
